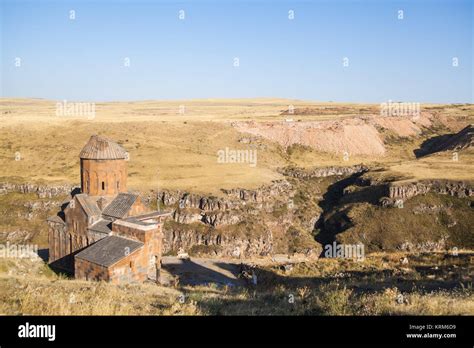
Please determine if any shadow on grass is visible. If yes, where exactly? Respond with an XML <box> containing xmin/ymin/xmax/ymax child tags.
<box><xmin>196</xmin><ymin>255</ymin><xmax>473</xmax><ymax>314</ymax></box>
<box><xmin>314</xmin><ymin>172</ymin><xmax>364</xmax><ymax>248</ymax></box>
<box><xmin>162</xmin><ymin>258</ymin><xmax>243</xmax><ymax>287</ymax></box>
<box><xmin>152</xmin><ymin>252</ymin><xmax>473</xmax><ymax>314</ymax></box>
<box><xmin>413</xmin><ymin>133</ymin><xmax>454</xmax><ymax>158</ymax></box>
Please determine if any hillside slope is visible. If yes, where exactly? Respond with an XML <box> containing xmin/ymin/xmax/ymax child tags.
<box><xmin>1</xmin><ymin>253</ymin><xmax>473</xmax><ymax>315</ymax></box>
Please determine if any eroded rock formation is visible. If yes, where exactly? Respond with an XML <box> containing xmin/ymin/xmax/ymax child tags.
<box><xmin>162</xmin><ymin>226</ymin><xmax>273</xmax><ymax>257</ymax></box>
<box><xmin>280</xmin><ymin>165</ymin><xmax>368</xmax><ymax>179</ymax></box>
<box><xmin>388</xmin><ymin>180</ymin><xmax>474</xmax><ymax>201</ymax></box>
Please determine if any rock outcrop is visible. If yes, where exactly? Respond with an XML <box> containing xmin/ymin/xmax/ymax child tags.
<box><xmin>388</xmin><ymin>180</ymin><xmax>474</xmax><ymax>201</ymax></box>
<box><xmin>157</xmin><ymin>180</ymin><xmax>294</xmax><ymax>227</ymax></box>
<box><xmin>280</xmin><ymin>165</ymin><xmax>368</xmax><ymax>179</ymax></box>
<box><xmin>200</xmin><ymin>211</ymin><xmax>242</xmax><ymax>227</ymax></box>
<box><xmin>162</xmin><ymin>226</ymin><xmax>273</xmax><ymax>257</ymax></box>
<box><xmin>0</xmin><ymin>183</ymin><xmax>75</xmax><ymax>198</ymax></box>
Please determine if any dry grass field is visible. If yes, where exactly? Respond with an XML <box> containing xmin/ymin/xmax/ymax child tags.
<box><xmin>0</xmin><ymin>252</ymin><xmax>472</xmax><ymax>315</ymax></box>
<box><xmin>387</xmin><ymin>149</ymin><xmax>474</xmax><ymax>182</ymax></box>
<box><xmin>1</xmin><ymin>98</ymin><xmax>472</xmax><ymax>194</ymax></box>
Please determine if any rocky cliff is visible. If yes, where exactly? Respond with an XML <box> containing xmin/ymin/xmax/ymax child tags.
<box><xmin>156</xmin><ymin>179</ymin><xmax>294</xmax><ymax>228</ymax></box>
<box><xmin>387</xmin><ymin>180</ymin><xmax>473</xmax><ymax>202</ymax></box>
<box><xmin>0</xmin><ymin>182</ymin><xmax>76</xmax><ymax>198</ymax></box>
<box><xmin>280</xmin><ymin>164</ymin><xmax>368</xmax><ymax>179</ymax></box>
<box><xmin>162</xmin><ymin>222</ymin><xmax>273</xmax><ymax>257</ymax></box>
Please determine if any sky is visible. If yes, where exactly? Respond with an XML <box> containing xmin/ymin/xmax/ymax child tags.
<box><xmin>0</xmin><ymin>0</ymin><xmax>472</xmax><ymax>103</ymax></box>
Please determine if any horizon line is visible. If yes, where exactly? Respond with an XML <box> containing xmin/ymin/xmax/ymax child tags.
<box><xmin>1</xmin><ymin>96</ymin><xmax>472</xmax><ymax>105</ymax></box>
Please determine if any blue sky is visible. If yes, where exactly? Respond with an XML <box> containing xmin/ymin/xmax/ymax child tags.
<box><xmin>1</xmin><ymin>0</ymin><xmax>472</xmax><ymax>102</ymax></box>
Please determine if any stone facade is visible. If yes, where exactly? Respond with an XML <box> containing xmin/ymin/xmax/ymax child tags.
<box><xmin>108</xmin><ymin>250</ymin><xmax>148</xmax><ymax>284</ymax></box>
<box><xmin>74</xmin><ymin>224</ymin><xmax>162</xmax><ymax>285</ymax></box>
<box><xmin>81</xmin><ymin>158</ymin><xmax>128</xmax><ymax>196</ymax></box>
<box><xmin>75</xmin><ymin>257</ymin><xmax>109</xmax><ymax>282</ymax></box>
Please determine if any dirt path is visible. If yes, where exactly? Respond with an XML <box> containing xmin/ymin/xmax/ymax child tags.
<box><xmin>158</xmin><ymin>256</ymin><xmax>246</xmax><ymax>287</ymax></box>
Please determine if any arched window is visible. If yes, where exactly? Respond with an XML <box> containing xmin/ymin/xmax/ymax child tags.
<box><xmin>101</xmin><ymin>181</ymin><xmax>105</xmax><ymax>190</ymax></box>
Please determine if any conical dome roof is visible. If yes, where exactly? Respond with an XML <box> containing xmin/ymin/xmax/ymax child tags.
<box><xmin>79</xmin><ymin>135</ymin><xmax>128</xmax><ymax>160</ymax></box>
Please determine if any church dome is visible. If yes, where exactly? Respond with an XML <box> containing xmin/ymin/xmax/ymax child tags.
<box><xmin>79</xmin><ymin>135</ymin><xmax>128</xmax><ymax>160</ymax></box>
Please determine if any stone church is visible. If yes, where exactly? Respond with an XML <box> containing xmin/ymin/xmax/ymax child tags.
<box><xmin>47</xmin><ymin>135</ymin><xmax>169</xmax><ymax>284</ymax></box>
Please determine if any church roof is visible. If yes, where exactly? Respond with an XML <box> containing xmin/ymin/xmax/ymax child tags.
<box><xmin>79</xmin><ymin>135</ymin><xmax>128</xmax><ymax>160</ymax></box>
<box><xmin>88</xmin><ymin>219</ymin><xmax>113</xmax><ymax>235</ymax></box>
<box><xmin>75</xmin><ymin>194</ymin><xmax>102</xmax><ymax>217</ymax></box>
<box><xmin>47</xmin><ymin>215</ymin><xmax>66</xmax><ymax>225</ymax></box>
<box><xmin>102</xmin><ymin>193</ymin><xmax>139</xmax><ymax>219</ymax></box>
<box><xmin>75</xmin><ymin>235</ymin><xmax>143</xmax><ymax>267</ymax></box>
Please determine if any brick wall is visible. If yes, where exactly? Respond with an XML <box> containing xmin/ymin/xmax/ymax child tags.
<box><xmin>108</xmin><ymin>248</ymin><xmax>148</xmax><ymax>284</ymax></box>
<box><xmin>81</xmin><ymin>158</ymin><xmax>127</xmax><ymax>196</ymax></box>
<box><xmin>111</xmin><ymin>221</ymin><xmax>164</xmax><ymax>282</ymax></box>
<box><xmin>127</xmin><ymin>197</ymin><xmax>147</xmax><ymax>217</ymax></box>
<box><xmin>75</xmin><ymin>244</ymin><xmax>155</xmax><ymax>284</ymax></box>
<box><xmin>75</xmin><ymin>257</ymin><xmax>109</xmax><ymax>281</ymax></box>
